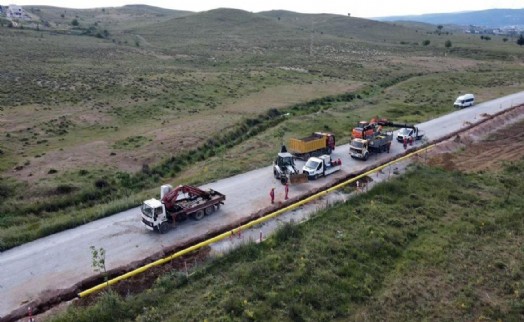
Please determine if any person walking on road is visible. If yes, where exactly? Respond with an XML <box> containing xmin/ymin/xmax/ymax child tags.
<box><xmin>284</xmin><ymin>183</ymin><xmax>289</xmax><ymax>200</ymax></box>
<box><xmin>270</xmin><ymin>187</ymin><xmax>275</xmax><ymax>204</ymax></box>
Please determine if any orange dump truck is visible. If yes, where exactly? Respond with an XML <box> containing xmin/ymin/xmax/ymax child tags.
<box><xmin>288</xmin><ymin>132</ymin><xmax>335</xmax><ymax>160</ymax></box>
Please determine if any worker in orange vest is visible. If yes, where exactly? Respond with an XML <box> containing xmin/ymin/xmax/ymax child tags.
<box><xmin>270</xmin><ymin>187</ymin><xmax>275</xmax><ymax>204</ymax></box>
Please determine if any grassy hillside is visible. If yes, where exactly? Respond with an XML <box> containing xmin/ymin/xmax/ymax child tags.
<box><xmin>23</xmin><ymin>5</ymin><xmax>191</xmax><ymax>30</ymax></box>
<box><xmin>49</xmin><ymin>150</ymin><xmax>524</xmax><ymax>321</ymax></box>
<box><xmin>1</xmin><ymin>6</ymin><xmax>524</xmax><ymax>250</ymax></box>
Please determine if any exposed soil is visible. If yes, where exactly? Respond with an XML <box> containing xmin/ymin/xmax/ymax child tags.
<box><xmin>427</xmin><ymin>105</ymin><xmax>524</xmax><ymax>172</ymax></box>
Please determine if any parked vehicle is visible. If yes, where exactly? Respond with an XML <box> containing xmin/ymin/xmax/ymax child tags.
<box><xmin>141</xmin><ymin>185</ymin><xmax>225</xmax><ymax>233</ymax></box>
<box><xmin>288</xmin><ymin>132</ymin><xmax>335</xmax><ymax>160</ymax></box>
<box><xmin>351</xmin><ymin>117</ymin><xmax>388</xmax><ymax>139</ymax></box>
<box><xmin>302</xmin><ymin>155</ymin><xmax>342</xmax><ymax>179</ymax></box>
<box><xmin>273</xmin><ymin>151</ymin><xmax>309</xmax><ymax>185</ymax></box>
<box><xmin>395</xmin><ymin>126</ymin><xmax>425</xmax><ymax>142</ymax></box>
<box><xmin>454</xmin><ymin>94</ymin><xmax>475</xmax><ymax>108</ymax></box>
<box><xmin>350</xmin><ymin>132</ymin><xmax>393</xmax><ymax>160</ymax></box>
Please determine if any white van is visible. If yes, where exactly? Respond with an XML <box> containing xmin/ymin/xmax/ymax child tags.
<box><xmin>454</xmin><ymin>94</ymin><xmax>475</xmax><ymax>108</ymax></box>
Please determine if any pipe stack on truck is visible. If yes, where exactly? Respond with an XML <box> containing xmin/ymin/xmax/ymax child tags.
<box><xmin>288</xmin><ymin>132</ymin><xmax>335</xmax><ymax>160</ymax></box>
<box><xmin>141</xmin><ymin>185</ymin><xmax>225</xmax><ymax>233</ymax></box>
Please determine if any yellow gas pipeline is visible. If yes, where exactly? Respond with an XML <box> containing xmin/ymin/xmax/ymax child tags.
<box><xmin>79</xmin><ymin>144</ymin><xmax>434</xmax><ymax>298</ymax></box>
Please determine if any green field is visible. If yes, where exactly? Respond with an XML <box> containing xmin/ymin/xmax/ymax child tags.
<box><xmin>49</xmin><ymin>156</ymin><xmax>524</xmax><ymax>321</ymax></box>
<box><xmin>1</xmin><ymin>6</ymin><xmax>524</xmax><ymax>251</ymax></box>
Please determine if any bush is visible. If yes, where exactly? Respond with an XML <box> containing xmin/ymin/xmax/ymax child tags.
<box><xmin>517</xmin><ymin>34</ymin><xmax>524</xmax><ymax>46</ymax></box>
<box><xmin>94</xmin><ymin>179</ymin><xmax>109</xmax><ymax>189</ymax></box>
<box><xmin>422</xmin><ymin>39</ymin><xmax>430</xmax><ymax>46</ymax></box>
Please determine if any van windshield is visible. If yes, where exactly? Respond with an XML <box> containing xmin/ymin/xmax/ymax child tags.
<box><xmin>399</xmin><ymin>128</ymin><xmax>411</xmax><ymax>135</ymax></box>
<box><xmin>305</xmin><ymin>160</ymin><xmax>320</xmax><ymax>169</ymax></box>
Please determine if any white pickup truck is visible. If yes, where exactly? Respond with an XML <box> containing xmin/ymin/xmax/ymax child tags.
<box><xmin>302</xmin><ymin>155</ymin><xmax>342</xmax><ymax>179</ymax></box>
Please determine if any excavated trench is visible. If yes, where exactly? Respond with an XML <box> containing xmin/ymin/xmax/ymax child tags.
<box><xmin>4</xmin><ymin>103</ymin><xmax>524</xmax><ymax>322</ymax></box>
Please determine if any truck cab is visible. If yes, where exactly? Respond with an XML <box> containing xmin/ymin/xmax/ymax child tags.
<box><xmin>141</xmin><ymin>198</ymin><xmax>170</xmax><ymax>233</ymax></box>
<box><xmin>349</xmin><ymin>138</ymin><xmax>369</xmax><ymax>160</ymax></box>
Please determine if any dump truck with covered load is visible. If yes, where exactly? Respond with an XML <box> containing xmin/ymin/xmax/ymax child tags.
<box><xmin>288</xmin><ymin>132</ymin><xmax>335</xmax><ymax>160</ymax></box>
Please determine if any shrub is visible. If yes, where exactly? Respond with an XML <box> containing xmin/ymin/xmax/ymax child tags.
<box><xmin>517</xmin><ymin>34</ymin><xmax>524</xmax><ymax>46</ymax></box>
<box><xmin>94</xmin><ymin>179</ymin><xmax>109</xmax><ymax>189</ymax></box>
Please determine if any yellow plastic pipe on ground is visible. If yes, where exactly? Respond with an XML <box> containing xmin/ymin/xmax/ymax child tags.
<box><xmin>78</xmin><ymin>144</ymin><xmax>434</xmax><ymax>298</ymax></box>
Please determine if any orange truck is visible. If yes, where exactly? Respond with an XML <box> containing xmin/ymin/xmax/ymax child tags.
<box><xmin>288</xmin><ymin>132</ymin><xmax>336</xmax><ymax>160</ymax></box>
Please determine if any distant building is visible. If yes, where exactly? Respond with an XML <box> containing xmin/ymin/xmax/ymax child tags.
<box><xmin>6</xmin><ymin>4</ymin><xmax>23</xmax><ymax>18</ymax></box>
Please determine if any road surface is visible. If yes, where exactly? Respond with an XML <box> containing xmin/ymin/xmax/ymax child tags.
<box><xmin>1</xmin><ymin>91</ymin><xmax>523</xmax><ymax>319</ymax></box>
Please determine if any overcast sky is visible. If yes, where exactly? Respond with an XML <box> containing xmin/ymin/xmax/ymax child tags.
<box><xmin>9</xmin><ymin>0</ymin><xmax>524</xmax><ymax>18</ymax></box>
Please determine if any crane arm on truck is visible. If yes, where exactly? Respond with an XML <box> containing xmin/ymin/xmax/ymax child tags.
<box><xmin>161</xmin><ymin>185</ymin><xmax>211</xmax><ymax>210</ymax></box>
<box><xmin>352</xmin><ymin>117</ymin><xmax>388</xmax><ymax>139</ymax></box>
<box><xmin>377</xmin><ymin>121</ymin><xmax>418</xmax><ymax>130</ymax></box>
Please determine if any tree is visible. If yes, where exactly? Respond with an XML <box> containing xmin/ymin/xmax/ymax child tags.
<box><xmin>71</xmin><ymin>18</ymin><xmax>79</xmax><ymax>26</ymax></box>
<box><xmin>517</xmin><ymin>34</ymin><xmax>524</xmax><ymax>46</ymax></box>
<box><xmin>90</xmin><ymin>246</ymin><xmax>108</xmax><ymax>286</ymax></box>
<box><xmin>422</xmin><ymin>39</ymin><xmax>430</xmax><ymax>46</ymax></box>
<box><xmin>445</xmin><ymin>40</ymin><xmax>452</xmax><ymax>48</ymax></box>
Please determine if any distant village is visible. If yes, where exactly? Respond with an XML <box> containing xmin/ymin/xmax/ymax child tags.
<box><xmin>465</xmin><ymin>25</ymin><xmax>524</xmax><ymax>36</ymax></box>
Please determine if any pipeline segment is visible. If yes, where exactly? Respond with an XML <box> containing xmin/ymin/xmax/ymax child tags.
<box><xmin>78</xmin><ymin>144</ymin><xmax>434</xmax><ymax>298</ymax></box>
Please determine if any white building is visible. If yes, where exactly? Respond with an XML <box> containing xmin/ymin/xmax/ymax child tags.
<box><xmin>6</xmin><ymin>4</ymin><xmax>23</xmax><ymax>19</ymax></box>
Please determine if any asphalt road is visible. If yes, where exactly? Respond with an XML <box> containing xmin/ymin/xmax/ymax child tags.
<box><xmin>1</xmin><ymin>91</ymin><xmax>523</xmax><ymax>318</ymax></box>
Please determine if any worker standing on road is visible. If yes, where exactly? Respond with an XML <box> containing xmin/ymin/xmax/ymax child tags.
<box><xmin>403</xmin><ymin>137</ymin><xmax>407</xmax><ymax>150</ymax></box>
<box><xmin>409</xmin><ymin>136</ymin><xmax>414</xmax><ymax>146</ymax></box>
<box><xmin>270</xmin><ymin>187</ymin><xmax>275</xmax><ymax>204</ymax></box>
<box><xmin>284</xmin><ymin>183</ymin><xmax>289</xmax><ymax>200</ymax></box>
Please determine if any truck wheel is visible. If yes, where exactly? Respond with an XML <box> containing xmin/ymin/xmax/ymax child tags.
<box><xmin>363</xmin><ymin>153</ymin><xmax>369</xmax><ymax>161</ymax></box>
<box><xmin>192</xmin><ymin>210</ymin><xmax>205</xmax><ymax>220</ymax></box>
<box><xmin>205</xmin><ymin>205</ymin><xmax>215</xmax><ymax>215</ymax></box>
<box><xmin>326</xmin><ymin>147</ymin><xmax>332</xmax><ymax>154</ymax></box>
<box><xmin>280</xmin><ymin>177</ymin><xmax>288</xmax><ymax>185</ymax></box>
<box><xmin>274</xmin><ymin>170</ymin><xmax>279</xmax><ymax>179</ymax></box>
<box><xmin>158</xmin><ymin>222</ymin><xmax>169</xmax><ymax>234</ymax></box>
